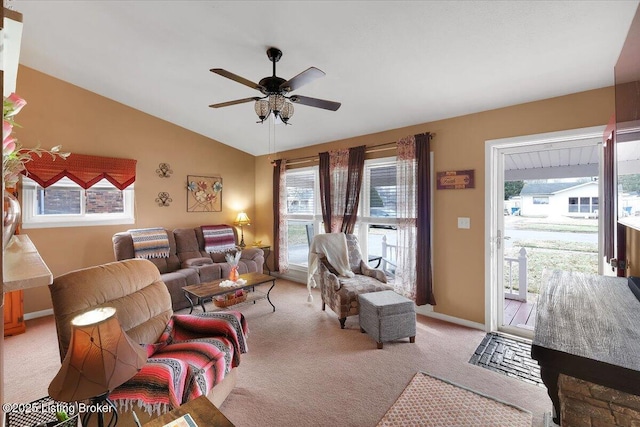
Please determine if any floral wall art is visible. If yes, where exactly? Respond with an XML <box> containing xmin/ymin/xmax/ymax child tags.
<box><xmin>187</xmin><ymin>175</ymin><xmax>223</xmax><ymax>212</ymax></box>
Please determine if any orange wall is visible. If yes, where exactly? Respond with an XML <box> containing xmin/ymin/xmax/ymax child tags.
<box><xmin>15</xmin><ymin>66</ymin><xmax>257</xmax><ymax>313</ymax></box>
<box><xmin>254</xmin><ymin>87</ymin><xmax>614</xmax><ymax>323</ymax></box>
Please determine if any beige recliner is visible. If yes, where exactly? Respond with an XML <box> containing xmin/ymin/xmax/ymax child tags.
<box><xmin>49</xmin><ymin>259</ymin><xmax>246</xmax><ymax>425</ymax></box>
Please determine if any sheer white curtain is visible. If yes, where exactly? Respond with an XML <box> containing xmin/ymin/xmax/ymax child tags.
<box><xmin>277</xmin><ymin>160</ymin><xmax>289</xmax><ymax>273</ymax></box>
<box><xmin>395</xmin><ymin>136</ymin><xmax>418</xmax><ymax>299</ymax></box>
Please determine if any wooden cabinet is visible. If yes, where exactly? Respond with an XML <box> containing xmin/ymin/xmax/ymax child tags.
<box><xmin>3</xmin><ymin>290</ymin><xmax>25</xmax><ymax>336</ymax></box>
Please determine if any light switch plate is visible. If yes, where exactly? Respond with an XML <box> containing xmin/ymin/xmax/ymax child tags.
<box><xmin>458</xmin><ymin>217</ymin><xmax>470</xmax><ymax>229</ymax></box>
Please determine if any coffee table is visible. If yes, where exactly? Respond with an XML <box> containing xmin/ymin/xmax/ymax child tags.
<box><xmin>182</xmin><ymin>272</ymin><xmax>276</xmax><ymax>314</ymax></box>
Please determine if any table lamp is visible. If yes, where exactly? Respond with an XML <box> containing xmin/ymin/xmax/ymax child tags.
<box><xmin>234</xmin><ymin>212</ymin><xmax>251</xmax><ymax>247</ymax></box>
<box><xmin>48</xmin><ymin>307</ymin><xmax>146</xmax><ymax>427</ymax></box>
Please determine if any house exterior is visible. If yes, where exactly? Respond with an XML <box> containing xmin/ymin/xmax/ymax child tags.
<box><xmin>518</xmin><ymin>181</ymin><xmax>599</xmax><ymax>218</ymax></box>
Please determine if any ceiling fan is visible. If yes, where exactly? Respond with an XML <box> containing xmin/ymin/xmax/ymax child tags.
<box><xmin>209</xmin><ymin>47</ymin><xmax>341</xmax><ymax>124</ymax></box>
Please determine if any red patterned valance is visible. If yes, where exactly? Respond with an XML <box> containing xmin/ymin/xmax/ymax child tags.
<box><xmin>22</xmin><ymin>153</ymin><xmax>137</xmax><ymax>190</ymax></box>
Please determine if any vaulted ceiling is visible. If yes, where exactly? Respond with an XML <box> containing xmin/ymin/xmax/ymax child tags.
<box><xmin>11</xmin><ymin>1</ymin><xmax>640</xmax><ymax>156</ymax></box>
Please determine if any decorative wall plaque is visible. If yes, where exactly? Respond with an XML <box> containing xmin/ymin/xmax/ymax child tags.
<box><xmin>156</xmin><ymin>192</ymin><xmax>172</xmax><ymax>207</ymax></box>
<box><xmin>186</xmin><ymin>175</ymin><xmax>223</xmax><ymax>212</ymax></box>
<box><xmin>156</xmin><ymin>163</ymin><xmax>173</xmax><ymax>178</ymax></box>
<box><xmin>436</xmin><ymin>170</ymin><xmax>475</xmax><ymax>190</ymax></box>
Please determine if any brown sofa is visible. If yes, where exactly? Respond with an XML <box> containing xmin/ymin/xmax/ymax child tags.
<box><xmin>113</xmin><ymin>226</ymin><xmax>264</xmax><ymax>311</ymax></box>
<box><xmin>49</xmin><ymin>259</ymin><xmax>247</xmax><ymax>425</ymax></box>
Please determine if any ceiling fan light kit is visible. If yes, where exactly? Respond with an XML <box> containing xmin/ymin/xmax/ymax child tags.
<box><xmin>210</xmin><ymin>47</ymin><xmax>340</xmax><ymax>125</ymax></box>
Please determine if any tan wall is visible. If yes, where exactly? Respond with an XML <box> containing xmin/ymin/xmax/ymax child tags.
<box><xmin>13</xmin><ymin>65</ymin><xmax>614</xmax><ymax>323</ymax></box>
<box><xmin>14</xmin><ymin>66</ymin><xmax>256</xmax><ymax>313</ymax></box>
<box><xmin>254</xmin><ymin>87</ymin><xmax>614</xmax><ymax>324</ymax></box>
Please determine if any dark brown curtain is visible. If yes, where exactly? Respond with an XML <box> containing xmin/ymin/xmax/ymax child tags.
<box><xmin>416</xmin><ymin>133</ymin><xmax>436</xmax><ymax>306</ymax></box>
<box><xmin>272</xmin><ymin>159</ymin><xmax>283</xmax><ymax>272</ymax></box>
<box><xmin>319</xmin><ymin>152</ymin><xmax>332</xmax><ymax>233</ymax></box>
<box><xmin>603</xmin><ymin>118</ymin><xmax>616</xmax><ymax>261</ymax></box>
<box><xmin>341</xmin><ymin>145</ymin><xmax>366</xmax><ymax>234</ymax></box>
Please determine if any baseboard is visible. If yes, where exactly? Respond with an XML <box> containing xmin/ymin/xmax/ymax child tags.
<box><xmin>24</xmin><ymin>308</ymin><xmax>53</xmax><ymax>320</ymax></box>
<box><xmin>275</xmin><ymin>269</ymin><xmax>307</xmax><ymax>285</ymax></box>
<box><xmin>272</xmin><ymin>272</ymin><xmax>484</xmax><ymax>331</ymax></box>
<box><xmin>421</xmin><ymin>310</ymin><xmax>485</xmax><ymax>331</ymax></box>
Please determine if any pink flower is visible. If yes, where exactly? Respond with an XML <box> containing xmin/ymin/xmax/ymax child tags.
<box><xmin>4</xmin><ymin>93</ymin><xmax>26</xmax><ymax>118</ymax></box>
<box><xmin>3</xmin><ymin>120</ymin><xmax>13</xmax><ymax>139</ymax></box>
<box><xmin>3</xmin><ymin>136</ymin><xmax>16</xmax><ymax>156</ymax></box>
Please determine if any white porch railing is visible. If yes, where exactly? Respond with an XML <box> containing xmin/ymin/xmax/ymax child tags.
<box><xmin>381</xmin><ymin>235</ymin><xmax>397</xmax><ymax>276</ymax></box>
<box><xmin>504</xmin><ymin>247</ymin><xmax>528</xmax><ymax>302</ymax></box>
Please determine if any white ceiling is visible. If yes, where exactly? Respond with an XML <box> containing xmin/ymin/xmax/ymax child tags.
<box><xmin>10</xmin><ymin>0</ymin><xmax>640</xmax><ymax>156</ymax></box>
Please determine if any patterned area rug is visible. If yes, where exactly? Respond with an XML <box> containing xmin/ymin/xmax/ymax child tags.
<box><xmin>376</xmin><ymin>372</ymin><xmax>533</xmax><ymax>427</ymax></box>
<box><xmin>469</xmin><ymin>332</ymin><xmax>544</xmax><ymax>387</ymax></box>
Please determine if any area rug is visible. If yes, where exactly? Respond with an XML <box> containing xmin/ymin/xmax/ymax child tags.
<box><xmin>469</xmin><ymin>332</ymin><xmax>544</xmax><ymax>387</ymax></box>
<box><xmin>376</xmin><ymin>372</ymin><xmax>532</xmax><ymax>427</ymax></box>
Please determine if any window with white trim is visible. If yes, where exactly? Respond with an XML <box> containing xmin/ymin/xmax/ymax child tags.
<box><xmin>284</xmin><ymin>167</ymin><xmax>321</xmax><ymax>267</ymax></box>
<box><xmin>533</xmin><ymin>196</ymin><xmax>549</xmax><ymax>205</ymax></box>
<box><xmin>21</xmin><ymin>176</ymin><xmax>135</xmax><ymax>229</ymax></box>
<box><xmin>358</xmin><ymin>158</ymin><xmax>399</xmax><ymax>278</ymax></box>
<box><xmin>568</xmin><ymin>196</ymin><xmax>598</xmax><ymax>213</ymax></box>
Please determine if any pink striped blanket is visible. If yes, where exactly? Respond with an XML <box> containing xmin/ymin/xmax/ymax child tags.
<box><xmin>201</xmin><ymin>225</ymin><xmax>236</xmax><ymax>253</ymax></box>
<box><xmin>111</xmin><ymin>311</ymin><xmax>248</xmax><ymax>416</ymax></box>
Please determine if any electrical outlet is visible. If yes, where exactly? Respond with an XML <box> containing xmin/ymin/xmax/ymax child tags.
<box><xmin>458</xmin><ymin>217</ymin><xmax>470</xmax><ymax>229</ymax></box>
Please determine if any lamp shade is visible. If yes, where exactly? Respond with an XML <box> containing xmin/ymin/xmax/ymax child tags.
<box><xmin>234</xmin><ymin>212</ymin><xmax>251</xmax><ymax>226</ymax></box>
<box><xmin>48</xmin><ymin>307</ymin><xmax>146</xmax><ymax>402</ymax></box>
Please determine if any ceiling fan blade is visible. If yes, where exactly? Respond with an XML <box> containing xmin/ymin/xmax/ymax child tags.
<box><xmin>290</xmin><ymin>95</ymin><xmax>341</xmax><ymax>111</ymax></box>
<box><xmin>209</xmin><ymin>97</ymin><xmax>261</xmax><ymax>108</ymax></box>
<box><xmin>280</xmin><ymin>67</ymin><xmax>325</xmax><ymax>92</ymax></box>
<box><xmin>210</xmin><ymin>68</ymin><xmax>264</xmax><ymax>92</ymax></box>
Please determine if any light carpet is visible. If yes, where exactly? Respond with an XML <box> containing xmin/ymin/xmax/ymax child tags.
<box><xmin>377</xmin><ymin>372</ymin><xmax>533</xmax><ymax>427</ymax></box>
<box><xmin>4</xmin><ymin>279</ymin><xmax>551</xmax><ymax>426</ymax></box>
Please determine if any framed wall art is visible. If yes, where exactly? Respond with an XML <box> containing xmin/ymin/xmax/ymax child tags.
<box><xmin>186</xmin><ymin>175</ymin><xmax>223</xmax><ymax>212</ymax></box>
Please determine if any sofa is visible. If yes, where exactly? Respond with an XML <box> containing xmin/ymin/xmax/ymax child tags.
<box><xmin>113</xmin><ymin>226</ymin><xmax>264</xmax><ymax>311</ymax></box>
<box><xmin>49</xmin><ymin>258</ymin><xmax>248</xmax><ymax>425</ymax></box>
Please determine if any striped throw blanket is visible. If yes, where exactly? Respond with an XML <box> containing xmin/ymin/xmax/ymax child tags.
<box><xmin>111</xmin><ymin>312</ymin><xmax>248</xmax><ymax>416</ymax></box>
<box><xmin>129</xmin><ymin>227</ymin><xmax>170</xmax><ymax>259</ymax></box>
<box><xmin>202</xmin><ymin>225</ymin><xmax>236</xmax><ymax>253</ymax></box>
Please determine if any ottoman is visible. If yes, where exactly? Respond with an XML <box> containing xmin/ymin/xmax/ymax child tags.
<box><xmin>359</xmin><ymin>290</ymin><xmax>416</xmax><ymax>349</ymax></box>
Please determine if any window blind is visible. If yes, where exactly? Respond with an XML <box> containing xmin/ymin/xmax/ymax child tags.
<box><xmin>22</xmin><ymin>153</ymin><xmax>137</xmax><ymax>190</ymax></box>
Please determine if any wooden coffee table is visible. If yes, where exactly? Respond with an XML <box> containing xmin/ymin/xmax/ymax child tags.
<box><xmin>183</xmin><ymin>272</ymin><xmax>276</xmax><ymax>314</ymax></box>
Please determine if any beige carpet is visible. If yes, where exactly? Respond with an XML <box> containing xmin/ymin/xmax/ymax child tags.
<box><xmin>3</xmin><ymin>278</ymin><xmax>551</xmax><ymax>426</ymax></box>
<box><xmin>377</xmin><ymin>372</ymin><xmax>533</xmax><ymax>426</ymax></box>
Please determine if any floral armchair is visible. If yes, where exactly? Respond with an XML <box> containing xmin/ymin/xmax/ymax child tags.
<box><xmin>316</xmin><ymin>234</ymin><xmax>393</xmax><ymax>328</ymax></box>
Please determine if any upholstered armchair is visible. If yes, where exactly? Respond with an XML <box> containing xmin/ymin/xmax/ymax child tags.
<box><xmin>313</xmin><ymin>234</ymin><xmax>393</xmax><ymax>328</ymax></box>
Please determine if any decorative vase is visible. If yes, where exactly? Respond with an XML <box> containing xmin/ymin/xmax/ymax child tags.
<box><xmin>3</xmin><ymin>189</ymin><xmax>21</xmax><ymax>249</ymax></box>
<box><xmin>229</xmin><ymin>266</ymin><xmax>240</xmax><ymax>282</ymax></box>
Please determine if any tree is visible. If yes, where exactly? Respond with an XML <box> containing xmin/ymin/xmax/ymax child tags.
<box><xmin>370</xmin><ymin>187</ymin><xmax>384</xmax><ymax>207</ymax></box>
<box><xmin>504</xmin><ymin>181</ymin><xmax>524</xmax><ymax>200</ymax></box>
<box><xmin>619</xmin><ymin>174</ymin><xmax>640</xmax><ymax>193</ymax></box>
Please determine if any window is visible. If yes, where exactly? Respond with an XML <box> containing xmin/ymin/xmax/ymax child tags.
<box><xmin>284</xmin><ymin>168</ymin><xmax>320</xmax><ymax>267</ymax></box>
<box><xmin>22</xmin><ymin>176</ymin><xmax>135</xmax><ymax>228</ymax></box>
<box><xmin>360</xmin><ymin>159</ymin><xmax>399</xmax><ymax>278</ymax></box>
<box><xmin>569</xmin><ymin>197</ymin><xmax>578</xmax><ymax>212</ymax></box>
<box><xmin>568</xmin><ymin>196</ymin><xmax>598</xmax><ymax>214</ymax></box>
<box><xmin>283</xmin><ymin>161</ymin><xmax>400</xmax><ymax>273</ymax></box>
<box><xmin>533</xmin><ymin>197</ymin><xmax>549</xmax><ymax>204</ymax></box>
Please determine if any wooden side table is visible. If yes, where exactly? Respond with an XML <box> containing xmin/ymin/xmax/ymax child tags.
<box><xmin>142</xmin><ymin>396</ymin><xmax>234</xmax><ymax>427</ymax></box>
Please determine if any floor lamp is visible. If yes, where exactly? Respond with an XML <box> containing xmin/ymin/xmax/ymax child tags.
<box><xmin>48</xmin><ymin>307</ymin><xmax>146</xmax><ymax>427</ymax></box>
